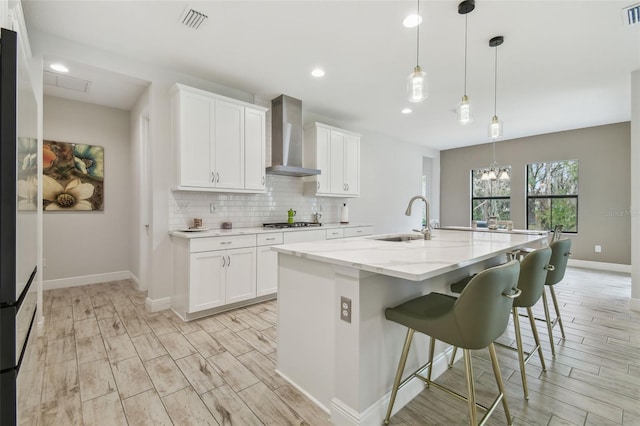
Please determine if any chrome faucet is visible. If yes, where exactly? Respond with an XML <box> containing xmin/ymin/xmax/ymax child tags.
<box><xmin>405</xmin><ymin>195</ymin><xmax>431</xmax><ymax>240</ymax></box>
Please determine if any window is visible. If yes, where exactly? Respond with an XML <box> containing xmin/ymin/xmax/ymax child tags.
<box><xmin>527</xmin><ymin>160</ymin><xmax>578</xmax><ymax>232</ymax></box>
<box><xmin>471</xmin><ymin>167</ymin><xmax>511</xmax><ymax>225</ymax></box>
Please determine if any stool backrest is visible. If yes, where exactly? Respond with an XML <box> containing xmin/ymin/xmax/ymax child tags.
<box><xmin>546</xmin><ymin>239</ymin><xmax>571</xmax><ymax>286</ymax></box>
<box><xmin>454</xmin><ymin>260</ymin><xmax>520</xmax><ymax>349</ymax></box>
<box><xmin>514</xmin><ymin>246</ymin><xmax>552</xmax><ymax>308</ymax></box>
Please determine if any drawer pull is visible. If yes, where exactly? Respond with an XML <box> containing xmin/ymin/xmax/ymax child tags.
<box><xmin>266</xmin><ymin>237</ymin><xmax>276</xmax><ymax>241</ymax></box>
<box><xmin>220</xmin><ymin>241</ymin><xmax>232</xmax><ymax>245</ymax></box>
<box><xmin>222</xmin><ymin>256</ymin><xmax>226</xmax><ymax>267</ymax></box>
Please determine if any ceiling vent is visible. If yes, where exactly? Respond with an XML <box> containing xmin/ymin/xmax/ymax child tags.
<box><xmin>43</xmin><ymin>71</ymin><xmax>92</xmax><ymax>93</ymax></box>
<box><xmin>179</xmin><ymin>6</ymin><xmax>208</xmax><ymax>30</ymax></box>
<box><xmin>623</xmin><ymin>3</ymin><xmax>640</xmax><ymax>26</ymax></box>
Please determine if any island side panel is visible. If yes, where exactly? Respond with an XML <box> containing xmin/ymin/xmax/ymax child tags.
<box><xmin>276</xmin><ymin>253</ymin><xmax>336</xmax><ymax>412</ymax></box>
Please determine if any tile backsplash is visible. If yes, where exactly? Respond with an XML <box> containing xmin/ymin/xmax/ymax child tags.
<box><xmin>169</xmin><ymin>175</ymin><xmax>347</xmax><ymax>230</ymax></box>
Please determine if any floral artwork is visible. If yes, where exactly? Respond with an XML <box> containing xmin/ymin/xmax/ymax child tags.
<box><xmin>17</xmin><ymin>137</ymin><xmax>38</xmax><ymax>211</ymax></box>
<box><xmin>43</xmin><ymin>140</ymin><xmax>104</xmax><ymax>211</ymax></box>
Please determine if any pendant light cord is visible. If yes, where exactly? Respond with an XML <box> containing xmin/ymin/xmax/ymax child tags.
<box><xmin>493</xmin><ymin>42</ymin><xmax>498</xmax><ymax>116</ymax></box>
<box><xmin>463</xmin><ymin>14</ymin><xmax>468</xmax><ymax>96</ymax></box>
<box><xmin>416</xmin><ymin>0</ymin><xmax>420</xmax><ymax>66</ymax></box>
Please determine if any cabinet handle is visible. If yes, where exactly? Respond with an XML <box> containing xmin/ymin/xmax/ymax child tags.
<box><xmin>216</xmin><ymin>172</ymin><xmax>220</xmax><ymax>183</ymax></box>
<box><xmin>221</xmin><ymin>241</ymin><xmax>232</xmax><ymax>245</ymax></box>
<box><xmin>211</xmin><ymin>171</ymin><xmax>215</xmax><ymax>183</ymax></box>
<box><xmin>356</xmin><ymin>230</ymin><xmax>362</xmax><ymax>233</ymax></box>
<box><xmin>266</xmin><ymin>237</ymin><xmax>275</xmax><ymax>241</ymax></box>
<box><xmin>222</xmin><ymin>256</ymin><xmax>226</xmax><ymax>267</ymax></box>
<box><xmin>317</xmin><ymin>181</ymin><xmax>320</xmax><ymax>191</ymax></box>
<box><xmin>262</xmin><ymin>176</ymin><xmax>265</xmax><ymax>185</ymax></box>
<box><xmin>227</xmin><ymin>255</ymin><xmax>231</xmax><ymax>266</ymax></box>
<box><xmin>346</xmin><ymin>183</ymin><xmax>349</xmax><ymax>191</ymax></box>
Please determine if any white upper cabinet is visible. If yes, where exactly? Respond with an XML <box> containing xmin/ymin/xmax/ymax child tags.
<box><xmin>304</xmin><ymin>122</ymin><xmax>360</xmax><ymax>197</ymax></box>
<box><xmin>244</xmin><ymin>107</ymin><xmax>266</xmax><ymax>191</ymax></box>
<box><xmin>171</xmin><ymin>84</ymin><xmax>267</xmax><ymax>193</ymax></box>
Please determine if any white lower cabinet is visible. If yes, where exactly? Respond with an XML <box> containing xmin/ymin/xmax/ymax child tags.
<box><xmin>172</xmin><ymin>226</ymin><xmax>373</xmax><ymax>319</ymax></box>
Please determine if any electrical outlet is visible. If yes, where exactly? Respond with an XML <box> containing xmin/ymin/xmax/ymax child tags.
<box><xmin>175</xmin><ymin>202</ymin><xmax>190</xmax><ymax>214</ymax></box>
<box><xmin>595</xmin><ymin>245</ymin><xmax>602</xmax><ymax>253</ymax></box>
<box><xmin>340</xmin><ymin>296</ymin><xmax>352</xmax><ymax>323</ymax></box>
<box><xmin>210</xmin><ymin>203</ymin><xmax>216</xmax><ymax>213</ymax></box>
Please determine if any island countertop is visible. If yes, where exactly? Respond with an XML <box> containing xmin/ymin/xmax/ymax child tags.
<box><xmin>272</xmin><ymin>228</ymin><xmax>547</xmax><ymax>281</ymax></box>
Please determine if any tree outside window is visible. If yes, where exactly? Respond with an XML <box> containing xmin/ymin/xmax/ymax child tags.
<box><xmin>471</xmin><ymin>168</ymin><xmax>511</xmax><ymax>225</ymax></box>
<box><xmin>527</xmin><ymin>160</ymin><xmax>578</xmax><ymax>232</ymax></box>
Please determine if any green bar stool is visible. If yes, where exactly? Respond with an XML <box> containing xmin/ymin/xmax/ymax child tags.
<box><xmin>449</xmin><ymin>247</ymin><xmax>554</xmax><ymax>400</ymax></box>
<box><xmin>542</xmin><ymin>238</ymin><xmax>572</xmax><ymax>356</ymax></box>
<box><xmin>383</xmin><ymin>260</ymin><xmax>520</xmax><ymax>425</ymax></box>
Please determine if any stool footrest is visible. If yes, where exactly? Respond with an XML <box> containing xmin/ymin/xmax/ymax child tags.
<box><xmin>494</xmin><ymin>341</ymin><xmax>540</xmax><ymax>366</ymax></box>
<box><xmin>428</xmin><ymin>380</ymin><xmax>507</xmax><ymax>426</ymax></box>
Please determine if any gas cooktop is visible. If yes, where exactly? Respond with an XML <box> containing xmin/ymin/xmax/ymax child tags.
<box><xmin>263</xmin><ymin>222</ymin><xmax>322</xmax><ymax>229</ymax></box>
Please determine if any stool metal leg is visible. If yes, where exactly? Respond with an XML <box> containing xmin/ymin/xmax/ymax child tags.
<box><xmin>384</xmin><ymin>328</ymin><xmax>415</xmax><ymax>425</ymax></box>
<box><xmin>527</xmin><ymin>307</ymin><xmax>547</xmax><ymax>371</ymax></box>
<box><xmin>541</xmin><ymin>289</ymin><xmax>557</xmax><ymax>356</ymax></box>
<box><xmin>548</xmin><ymin>285</ymin><xmax>566</xmax><ymax>339</ymax></box>
<box><xmin>462</xmin><ymin>349</ymin><xmax>477</xmax><ymax>426</ymax></box>
<box><xmin>488</xmin><ymin>342</ymin><xmax>513</xmax><ymax>426</ymax></box>
<box><xmin>448</xmin><ymin>346</ymin><xmax>458</xmax><ymax>368</ymax></box>
<box><xmin>512</xmin><ymin>307</ymin><xmax>529</xmax><ymax>400</ymax></box>
<box><xmin>426</xmin><ymin>336</ymin><xmax>435</xmax><ymax>385</ymax></box>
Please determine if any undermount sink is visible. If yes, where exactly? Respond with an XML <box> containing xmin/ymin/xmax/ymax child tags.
<box><xmin>371</xmin><ymin>234</ymin><xmax>424</xmax><ymax>242</ymax></box>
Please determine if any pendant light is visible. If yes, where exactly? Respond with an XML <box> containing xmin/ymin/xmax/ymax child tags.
<box><xmin>456</xmin><ymin>0</ymin><xmax>475</xmax><ymax>124</ymax></box>
<box><xmin>488</xmin><ymin>35</ymin><xmax>504</xmax><ymax>138</ymax></box>
<box><xmin>407</xmin><ymin>0</ymin><xmax>427</xmax><ymax>102</ymax></box>
<box><xmin>481</xmin><ymin>35</ymin><xmax>510</xmax><ymax>181</ymax></box>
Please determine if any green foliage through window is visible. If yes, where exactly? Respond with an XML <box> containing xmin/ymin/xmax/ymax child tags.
<box><xmin>470</xmin><ymin>168</ymin><xmax>511</xmax><ymax>223</ymax></box>
<box><xmin>527</xmin><ymin>160</ymin><xmax>578</xmax><ymax>232</ymax></box>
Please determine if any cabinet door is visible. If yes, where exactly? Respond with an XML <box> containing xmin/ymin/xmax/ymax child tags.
<box><xmin>214</xmin><ymin>100</ymin><xmax>245</xmax><ymax>189</ymax></box>
<box><xmin>256</xmin><ymin>245</ymin><xmax>278</xmax><ymax>296</ymax></box>
<box><xmin>244</xmin><ymin>107</ymin><xmax>266</xmax><ymax>191</ymax></box>
<box><xmin>329</xmin><ymin>130</ymin><xmax>346</xmax><ymax>194</ymax></box>
<box><xmin>343</xmin><ymin>134</ymin><xmax>360</xmax><ymax>195</ymax></box>
<box><xmin>178</xmin><ymin>92</ymin><xmax>214</xmax><ymax>187</ymax></box>
<box><xmin>189</xmin><ymin>251</ymin><xmax>225</xmax><ymax>312</ymax></box>
<box><xmin>315</xmin><ymin>126</ymin><xmax>331</xmax><ymax>194</ymax></box>
<box><xmin>225</xmin><ymin>247</ymin><xmax>256</xmax><ymax>304</ymax></box>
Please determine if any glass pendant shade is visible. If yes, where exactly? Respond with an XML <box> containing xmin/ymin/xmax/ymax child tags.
<box><xmin>407</xmin><ymin>66</ymin><xmax>427</xmax><ymax>102</ymax></box>
<box><xmin>488</xmin><ymin>115</ymin><xmax>503</xmax><ymax>139</ymax></box>
<box><xmin>499</xmin><ymin>168</ymin><xmax>510</xmax><ymax>180</ymax></box>
<box><xmin>481</xmin><ymin>170</ymin><xmax>490</xmax><ymax>180</ymax></box>
<box><xmin>457</xmin><ymin>95</ymin><xmax>471</xmax><ymax>124</ymax></box>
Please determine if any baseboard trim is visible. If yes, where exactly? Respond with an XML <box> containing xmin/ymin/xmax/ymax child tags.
<box><xmin>146</xmin><ymin>296</ymin><xmax>171</xmax><ymax>313</ymax></box>
<box><xmin>129</xmin><ymin>273</ymin><xmax>140</xmax><ymax>289</ymax></box>
<box><xmin>43</xmin><ymin>271</ymin><xmax>133</xmax><ymax>290</ymax></box>
<box><xmin>330</xmin><ymin>347</ymin><xmax>453</xmax><ymax>425</ymax></box>
<box><xmin>568</xmin><ymin>259</ymin><xmax>631</xmax><ymax>273</ymax></box>
<box><xmin>275</xmin><ymin>369</ymin><xmax>331</xmax><ymax>416</ymax></box>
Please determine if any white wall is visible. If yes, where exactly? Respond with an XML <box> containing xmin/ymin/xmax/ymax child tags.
<box><xmin>42</xmin><ymin>96</ymin><xmax>131</xmax><ymax>281</ymax></box>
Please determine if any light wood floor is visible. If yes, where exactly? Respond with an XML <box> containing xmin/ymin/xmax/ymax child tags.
<box><xmin>25</xmin><ymin>266</ymin><xmax>639</xmax><ymax>425</ymax></box>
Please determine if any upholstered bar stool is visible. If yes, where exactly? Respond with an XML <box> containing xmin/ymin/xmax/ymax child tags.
<box><xmin>542</xmin><ymin>238</ymin><xmax>572</xmax><ymax>356</ymax></box>
<box><xmin>448</xmin><ymin>247</ymin><xmax>554</xmax><ymax>399</ymax></box>
<box><xmin>383</xmin><ymin>260</ymin><xmax>520</xmax><ymax>425</ymax></box>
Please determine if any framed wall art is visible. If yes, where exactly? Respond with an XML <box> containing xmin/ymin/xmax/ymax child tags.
<box><xmin>43</xmin><ymin>140</ymin><xmax>104</xmax><ymax>211</ymax></box>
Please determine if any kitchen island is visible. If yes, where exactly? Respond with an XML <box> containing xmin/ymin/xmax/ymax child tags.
<box><xmin>273</xmin><ymin>229</ymin><xmax>547</xmax><ymax>425</ymax></box>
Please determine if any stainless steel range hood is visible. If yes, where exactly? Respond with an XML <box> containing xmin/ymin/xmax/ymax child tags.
<box><xmin>266</xmin><ymin>94</ymin><xmax>320</xmax><ymax>177</ymax></box>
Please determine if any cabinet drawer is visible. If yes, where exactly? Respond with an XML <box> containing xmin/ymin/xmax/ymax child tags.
<box><xmin>190</xmin><ymin>234</ymin><xmax>256</xmax><ymax>253</ymax></box>
<box><xmin>257</xmin><ymin>233</ymin><xmax>283</xmax><ymax>246</ymax></box>
<box><xmin>344</xmin><ymin>226</ymin><xmax>374</xmax><ymax>238</ymax></box>
<box><xmin>284</xmin><ymin>229</ymin><xmax>326</xmax><ymax>244</ymax></box>
<box><xmin>325</xmin><ymin>229</ymin><xmax>344</xmax><ymax>239</ymax></box>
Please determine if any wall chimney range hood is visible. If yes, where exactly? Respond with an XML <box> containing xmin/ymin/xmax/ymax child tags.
<box><xmin>266</xmin><ymin>94</ymin><xmax>320</xmax><ymax>177</ymax></box>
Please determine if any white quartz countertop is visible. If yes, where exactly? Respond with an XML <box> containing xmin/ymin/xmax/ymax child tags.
<box><xmin>169</xmin><ymin>223</ymin><xmax>372</xmax><ymax>239</ymax></box>
<box><xmin>441</xmin><ymin>226</ymin><xmax>548</xmax><ymax>235</ymax></box>
<box><xmin>272</xmin><ymin>229</ymin><xmax>547</xmax><ymax>281</ymax></box>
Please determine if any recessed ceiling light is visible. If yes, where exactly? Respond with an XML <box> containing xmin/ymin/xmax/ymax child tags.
<box><xmin>402</xmin><ymin>14</ymin><xmax>422</xmax><ymax>28</ymax></box>
<box><xmin>311</xmin><ymin>68</ymin><xmax>325</xmax><ymax>78</ymax></box>
<box><xmin>50</xmin><ymin>63</ymin><xmax>69</xmax><ymax>73</ymax></box>
<box><xmin>401</xmin><ymin>108</ymin><xmax>412</xmax><ymax>114</ymax></box>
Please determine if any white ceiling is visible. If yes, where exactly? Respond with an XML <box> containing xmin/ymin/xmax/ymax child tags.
<box><xmin>22</xmin><ymin>0</ymin><xmax>640</xmax><ymax>150</ymax></box>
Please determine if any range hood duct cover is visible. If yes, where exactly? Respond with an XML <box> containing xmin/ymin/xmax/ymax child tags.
<box><xmin>266</xmin><ymin>94</ymin><xmax>320</xmax><ymax>177</ymax></box>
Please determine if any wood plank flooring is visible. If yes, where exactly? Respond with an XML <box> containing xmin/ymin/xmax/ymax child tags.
<box><xmin>23</xmin><ymin>267</ymin><xmax>639</xmax><ymax>425</ymax></box>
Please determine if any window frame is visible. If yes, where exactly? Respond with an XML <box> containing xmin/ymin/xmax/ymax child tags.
<box><xmin>526</xmin><ymin>160</ymin><xmax>579</xmax><ymax>233</ymax></box>
<box><xmin>470</xmin><ymin>168</ymin><xmax>511</xmax><ymax>225</ymax></box>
